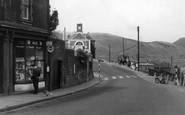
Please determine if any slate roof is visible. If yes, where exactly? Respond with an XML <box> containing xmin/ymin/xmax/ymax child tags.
<box><xmin>69</xmin><ymin>32</ymin><xmax>95</xmax><ymax>41</ymax></box>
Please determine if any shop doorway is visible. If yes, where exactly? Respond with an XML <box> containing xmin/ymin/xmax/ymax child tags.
<box><xmin>53</xmin><ymin>60</ymin><xmax>63</xmax><ymax>89</ymax></box>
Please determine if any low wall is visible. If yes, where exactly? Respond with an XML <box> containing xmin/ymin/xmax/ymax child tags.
<box><xmin>50</xmin><ymin>38</ymin><xmax>94</xmax><ymax>90</ymax></box>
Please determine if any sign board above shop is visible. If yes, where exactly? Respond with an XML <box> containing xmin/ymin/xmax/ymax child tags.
<box><xmin>46</xmin><ymin>41</ymin><xmax>53</xmax><ymax>46</ymax></box>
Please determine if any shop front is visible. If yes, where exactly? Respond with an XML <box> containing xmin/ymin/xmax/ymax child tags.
<box><xmin>0</xmin><ymin>27</ymin><xmax>49</xmax><ymax>95</ymax></box>
<box><xmin>14</xmin><ymin>39</ymin><xmax>46</xmax><ymax>91</ymax></box>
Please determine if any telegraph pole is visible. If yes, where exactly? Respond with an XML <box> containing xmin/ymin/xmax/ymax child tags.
<box><xmin>137</xmin><ymin>26</ymin><xmax>140</xmax><ymax>71</ymax></box>
<box><xmin>171</xmin><ymin>56</ymin><xmax>173</xmax><ymax>68</ymax></box>
<box><xmin>123</xmin><ymin>38</ymin><xmax>124</xmax><ymax>58</ymax></box>
<box><xmin>109</xmin><ymin>44</ymin><xmax>111</xmax><ymax>62</ymax></box>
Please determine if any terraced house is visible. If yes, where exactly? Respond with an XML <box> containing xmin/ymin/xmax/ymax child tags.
<box><xmin>0</xmin><ymin>0</ymin><xmax>50</xmax><ymax>95</ymax></box>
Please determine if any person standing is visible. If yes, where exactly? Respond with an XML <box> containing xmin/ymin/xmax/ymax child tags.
<box><xmin>180</xmin><ymin>71</ymin><xmax>184</xmax><ymax>86</ymax></box>
<box><xmin>175</xmin><ymin>66</ymin><xmax>180</xmax><ymax>86</ymax></box>
<box><xmin>135</xmin><ymin>63</ymin><xmax>138</xmax><ymax>71</ymax></box>
<box><xmin>31</xmin><ymin>64</ymin><xmax>41</xmax><ymax>94</ymax></box>
<box><xmin>166</xmin><ymin>74</ymin><xmax>169</xmax><ymax>84</ymax></box>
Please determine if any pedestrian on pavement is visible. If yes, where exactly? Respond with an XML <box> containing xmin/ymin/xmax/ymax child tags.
<box><xmin>175</xmin><ymin>66</ymin><xmax>180</xmax><ymax>86</ymax></box>
<box><xmin>31</xmin><ymin>64</ymin><xmax>41</xmax><ymax>94</ymax></box>
<box><xmin>180</xmin><ymin>71</ymin><xmax>184</xmax><ymax>86</ymax></box>
<box><xmin>166</xmin><ymin>74</ymin><xmax>169</xmax><ymax>84</ymax></box>
<box><xmin>135</xmin><ymin>63</ymin><xmax>138</xmax><ymax>71</ymax></box>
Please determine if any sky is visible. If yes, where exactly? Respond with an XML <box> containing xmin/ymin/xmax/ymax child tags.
<box><xmin>50</xmin><ymin>0</ymin><xmax>185</xmax><ymax>43</ymax></box>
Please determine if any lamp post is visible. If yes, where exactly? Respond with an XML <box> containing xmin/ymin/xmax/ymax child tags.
<box><xmin>109</xmin><ymin>44</ymin><xmax>111</xmax><ymax>62</ymax></box>
<box><xmin>123</xmin><ymin>38</ymin><xmax>124</xmax><ymax>58</ymax></box>
<box><xmin>98</xmin><ymin>59</ymin><xmax>101</xmax><ymax>81</ymax></box>
<box><xmin>87</xmin><ymin>59</ymin><xmax>89</xmax><ymax>81</ymax></box>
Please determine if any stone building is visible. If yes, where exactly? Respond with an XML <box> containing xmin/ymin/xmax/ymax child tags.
<box><xmin>0</xmin><ymin>0</ymin><xmax>50</xmax><ymax>95</ymax></box>
<box><xmin>66</xmin><ymin>24</ymin><xmax>95</xmax><ymax>57</ymax></box>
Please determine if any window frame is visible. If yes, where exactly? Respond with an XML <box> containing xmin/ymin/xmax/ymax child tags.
<box><xmin>21</xmin><ymin>0</ymin><xmax>32</xmax><ymax>23</ymax></box>
<box><xmin>14</xmin><ymin>39</ymin><xmax>45</xmax><ymax>84</ymax></box>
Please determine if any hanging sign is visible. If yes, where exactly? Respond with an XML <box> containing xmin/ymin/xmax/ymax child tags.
<box><xmin>46</xmin><ymin>41</ymin><xmax>53</xmax><ymax>46</ymax></box>
<box><xmin>47</xmin><ymin>46</ymin><xmax>54</xmax><ymax>52</ymax></box>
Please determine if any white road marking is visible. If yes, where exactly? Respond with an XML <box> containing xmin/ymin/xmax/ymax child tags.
<box><xmin>103</xmin><ymin>77</ymin><xmax>109</xmax><ymax>81</ymax></box>
<box><xmin>112</xmin><ymin>76</ymin><xmax>117</xmax><ymax>79</ymax></box>
<box><xmin>119</xmin><ymin>76</ymin><xmax>124</xmax><ymax>79</ymax></box>
<box><xmin>126</xmin><ymin>75</ymin><xmax>130</xmax><ymax>78</ymax></box>
<box><xmin>132</xmin><ymin>75</ymin><xmax>137</xmax><ymax>78</ymax></box>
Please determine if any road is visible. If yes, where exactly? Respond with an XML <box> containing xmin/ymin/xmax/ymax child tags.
<box><xmin>3</xmin><ymin>60</ymin><xmax>185</xmax><ymax>115</ymax></box>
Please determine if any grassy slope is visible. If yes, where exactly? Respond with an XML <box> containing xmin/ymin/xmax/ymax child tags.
<box><xmin>90</xmin><ymin>33</ymin><xmax>185</xmax><ymax>67</ymax></box>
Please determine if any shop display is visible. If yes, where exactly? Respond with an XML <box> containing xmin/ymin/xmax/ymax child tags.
<box><xmin>15</xmin><ymin>40</ymin><xmax>44</xmax><ymax>83</ymax></box>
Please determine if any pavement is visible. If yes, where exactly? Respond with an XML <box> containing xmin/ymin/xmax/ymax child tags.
<box><xmin>0</xmin><ymin>73</ymin><xmax>101</xmax><ymax>113</ymax></box>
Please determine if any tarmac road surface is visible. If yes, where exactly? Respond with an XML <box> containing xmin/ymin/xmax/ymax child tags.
<box><xmin>3</xmin><ymin>61</ymin><xmax>185</xmax><ymax>115</ymax></box>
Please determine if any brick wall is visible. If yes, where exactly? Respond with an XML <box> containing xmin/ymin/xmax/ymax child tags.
<box><xmin>50</xmin><ymin>38</ymin><xmax>94</xmax><ymax>90</ymax></box>
<box><xmin>50</xmin><ymin>39</ymin><xmax>65</xmax><ymax>90</ymax></box>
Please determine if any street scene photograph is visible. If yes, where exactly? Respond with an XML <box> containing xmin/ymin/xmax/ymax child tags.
<box><xmin>0</xmin><ymin>0</ymin><xmax>185</xmax><ymax>115</ymax></box>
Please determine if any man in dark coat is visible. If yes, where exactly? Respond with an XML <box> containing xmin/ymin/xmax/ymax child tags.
<box><xmin>31</xmin><ymin>64</ymin><xmax>41</xmax><ymax>94</ymax></box>
<box><xmin>175</xmin><ymin>66</ymin><xmax>180</xmax><ymax>86</ymax></box>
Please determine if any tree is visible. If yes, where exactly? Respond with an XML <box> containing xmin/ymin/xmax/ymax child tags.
<box><xmin>49</xmin><ymin>10</ymin><xmax>59</xmax><ymax>32</ymax></box>
<box><xmin>76</xmin><ymin>49</ymin><xmax>89</xmax><ymax>64</ymax></box>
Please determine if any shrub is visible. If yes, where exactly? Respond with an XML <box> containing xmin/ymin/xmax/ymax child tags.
<box><xmin>76</xmin><ymin>49</ymin><xmax>88</xmax><ymax>64</ymax></box>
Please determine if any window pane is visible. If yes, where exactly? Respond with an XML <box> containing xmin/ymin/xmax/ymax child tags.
<box><xmin>15</xmin><ymin>62</ymin><xmax>26</xmax><ymax>82</ymax></box>
<box><xmin>22</xmin><ymin>5</ymin><xmax>28</xmax><ymax>19</ymax></box>
<box><xmin>22</xmin><ymin>0</ymin><xmax>29</xmax><ymax>5</ymax></box>
<box><xmin>26</xmin><ymin>46</ymin><xmax>35</xmax><ymax>61</ymax></box>
<box><xmin>16</xmin><ymin>45</ymin><xmax>25</xmax><ymax>58</ymax></box>
<box><xmin>36</xmin><ymin>61</ymin><xmax>44</xmax><ymax>80</ymax></box>
<box><xmin>25</xmin><ymin>61</ymin><xmax>34</xmax><ymax>81</ymax></box>
<box><xmin>15</xmin><ymin>45</ymin><xmax>26</xmax><ymax>82</ymax></box>
<box><xmin>22</xmin><ymin>0</ymin><xmax>29</xmax><ymax>19</ymax></box>
<box><xmin>36</xmin><ymin>47</ymin><xmax>43</xmax><ymax>60</ymax></box>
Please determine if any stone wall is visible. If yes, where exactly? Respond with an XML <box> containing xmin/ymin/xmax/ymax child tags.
<box><xmin>50</xmin><ymin>38</ymin><xmax>94</xmax><ymax>90</ymax></box>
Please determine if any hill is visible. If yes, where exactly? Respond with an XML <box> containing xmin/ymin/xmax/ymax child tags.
<box><xmin>173</xmin><ymin>37</ymin><xmax>185</xmax><ymax>48</ymax></box>
<box><xmin>89</xmin><ymin>33</ymin><xmax>185</xmax><ymax>67</ymax></box>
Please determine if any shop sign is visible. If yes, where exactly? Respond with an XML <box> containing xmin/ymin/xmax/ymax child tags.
<box><xmin>47</xmin><ymin>46</ymin><xmax>54</xmax><ymax>52</ymax></box>
<box><xmin>46</xmin><ymin>41</ymin><xmax>53</xmax><ymax>46</ymax></box>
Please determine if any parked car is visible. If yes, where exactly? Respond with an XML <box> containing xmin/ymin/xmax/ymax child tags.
<box><xmin>99</xmin><ymin>59</ymin><xmax>106</xmax><ymax>62</ymax></box>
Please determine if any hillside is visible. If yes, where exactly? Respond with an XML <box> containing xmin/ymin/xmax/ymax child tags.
<box><xmin>174</xmin><ymin>37</ymin><xmax>185</xmax><ymax>48</ymax></box>
<box><xmin>89</xmin><ymin>33</ymin><xmax>185</xmax><ymax>67</ymax></box>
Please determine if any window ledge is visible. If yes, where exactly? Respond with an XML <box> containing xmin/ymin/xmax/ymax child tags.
<box><xmin>22</xmin><ymin>19</ymin><xmax>32</xmax><ymax>26</ymax></box>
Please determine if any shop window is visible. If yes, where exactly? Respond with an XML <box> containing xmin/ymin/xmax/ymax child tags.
<box><xmin>15</xmin><ymin>40</ymin><xmax>44</xmax><ymax>83</ymax></box>
<box><xmin>26</xmin><ymin>46</ymin><xmax>35</xmax><ymax>61</ymax></box>
<box><xmin>15</xmin><ymin>45</ymin><xmax>26</xmax><ymax>82</ymax></box>
<box><xmin>36</xmin><ymin>61</ymin><xmax>44</xmax><ymax>79</ymax></box>
<box><xmin>36</xmin><ymin>46</ymin><xmax>43</xmax><ymax>60</ymax></box>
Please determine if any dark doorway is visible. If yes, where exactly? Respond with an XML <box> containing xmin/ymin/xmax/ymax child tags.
<box><xmin>0</xmin><ymin>36</ymin><xmax>3</xmax><ymax>93</ymax></box>
<box><xmin>53</xmin><ymin>60</ymin><xmax>63</xmax><ymax>89</ymax></box>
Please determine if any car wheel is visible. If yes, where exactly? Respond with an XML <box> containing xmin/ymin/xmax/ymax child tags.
<box><xmin>155</xmin><ymin>78</ymin><xmax>160</xmax><ymax>83</ymax></box>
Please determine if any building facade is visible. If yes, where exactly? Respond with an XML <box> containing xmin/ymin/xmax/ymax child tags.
<box><xmin>0</xmin><ymin>0</ymin><xmax>50</xmax><ymax>95</ymax></box>
<box><xmin>67</xmin><ymin>24</ymin><xmax>95</xmax><ymax>56</ymax></box>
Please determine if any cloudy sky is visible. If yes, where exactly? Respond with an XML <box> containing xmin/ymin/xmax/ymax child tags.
<box><xmin>50</xmin><ymin>0</ymin><xmax>185</xmax><ymax>43</ymax></box>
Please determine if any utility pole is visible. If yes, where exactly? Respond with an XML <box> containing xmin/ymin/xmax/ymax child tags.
<box><xmin>137</xmin><ymin>26</ymin><xmax>140</xmax><ymax>71</ymax></box>
<box><xmin>123</xmin><ymin>38</ymin><xmax>124</xmax><ymax>58</ymax></box>
<box><xmin>109</xmin><ymin>44</ymin><xmax>111</xmax><ymax>62</ymax></box>
<box><xmin>171</xmin><ymin>56</ymin><xmax>173</xmax><ymax>68</ymax></box>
